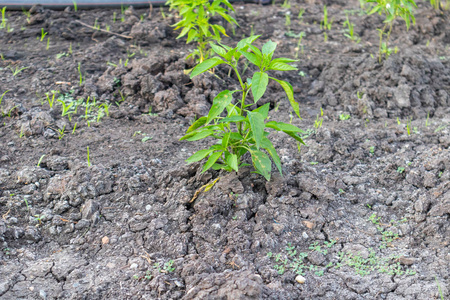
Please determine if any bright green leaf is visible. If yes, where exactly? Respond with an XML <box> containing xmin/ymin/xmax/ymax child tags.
<box><xmin>186</xmin><ymin>149</ymin><xmax>214</xmax><ymax>163</ymax></box>
<box><xmin>202</xmin><ymin>151</ymin><xmax>223</xmax><ymax>173</ymax></box>
<box><xmin>191</xmin><ymin>57</ymin><xmax>225</xmax><ymax>78</ymax></box>
<box><xmin>248</xmin><ymin>111</ymin><xmax>265</xmax><ymax>149</ymax></box>
<box><xmin>207</xmin><ymin>90</ymin><xmax>233</xmax><ymax>124</ymax></box>
<box><xmin>270</xmin><ymin>77</ymin><xmax>300</xmax><ymax>118</ymax></box>
<box><xmin>261</xmin><ymin>137</ymin><xmax>282</xmax><ymax>174</ymax></box>
<box><xmin>252</xmin><ymin>72</ymin><xmax>269</xmax><ymax>103</ymax></box>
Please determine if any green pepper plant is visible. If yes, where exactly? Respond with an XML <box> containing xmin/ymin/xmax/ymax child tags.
<box><xmin>180</xmin><ymin>36</ymin><xmax>304</xmax><ymax>181</ymax></box>
<box><xmin>366</xmin><ymin>0</ymin><xmax>417</xmax><ymax>62</ymax></box>
<box><xmin>167</xmin><ymin>0</ymin><xmax>238</xmax><ymax>62</ymax></box>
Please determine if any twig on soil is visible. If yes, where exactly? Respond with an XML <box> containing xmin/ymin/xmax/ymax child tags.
<box><xmin>55</xmin><ymin>81</ymin><xmax>72</xmax><ymax>85</ymax></box>
<box><xmin>74</xmin><ymin>20</ymin><xmax>133</xmax><ymax>39</ymax></box>
<box><xmin>2</xmin><ymin>209</ymin><xmax>10</xmax><ymax>220</ymax></box>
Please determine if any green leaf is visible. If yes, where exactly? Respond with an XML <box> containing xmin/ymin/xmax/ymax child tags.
<box><xmin>191</xmin><ymin>57</ymin><xmax>225</xmax><ymax>78</ymax></box>
<box><xmin>186</xmin><ymin>29</ymin><xmax>198</xmax><ymax>43</ymax></box>
<box><xmin>248</xmin><ymin>44</ymin><xmax>263</xmax><ymax>59</ymax></box>
<box><xmin>186</xmin><ymin>116</ymin><xmax>207</xmax><ymax>133</ymax></box>
<box><xmin>283</xmin><ymin>131</ymin><xmax>305</xmax><ymax>144</ymax></box>
<box><xmin>262</xmin><ymin>40</ymin><xmax>277</xmax><ymax>56</ymax></box>
<box><xmin>186</xmin><ymin>149</ymin><xmax>214</xmax><ymax>163</ymax></box>
<box><xmin>268</xmin><ymin>61</ymin><xmax>298</xmax><ymax>71</ymax></box>
<box><xmin>265</xmin><ymin>121</ymin><xmax>304</xmax><ymax>133</ymax></box>
<box><xmin>221</xmin><ymin>132</ymin><xmax>230</xmax><ymax>148</ymax></box>
<box><xmin>177</xmin><ymin>25</ymin><xmax>192</xmax><ymax>39</ymax></box>
<box><xmin>225</xmin><ymin>153</ymin><xmax>238</xmax><ymax>172</ymax></box>
<box><xmin>184</xmin><ymin>129</ymin><xmax>215</xmax><ymax>141</ymax></box>
<box><xmin>210</xmin><ymin>43</ymin><xmax>227</xmax><ymax>58</ymax></box>
<box><xmin>271</xmin><ymin>57</ymin><xmax>298</xmax><ymax>64</ymax></box>
<box><xmin>251</xmin><ymin>72</ymin><xmax>269</xmax><ymax>103</ymax></box>
<box><xmin>261</xmin><ymin>137</ymin><xmax>282</xmax><ymax>174</ymax></box>
<box><xmin>237</xmin><ymin>35</ymin><xmax>260</xmax><ymax>50</ymax></box>
<box><xmin>219</xmin><ymin>115</ymin><xmax>246</xmax><ymax>123</ymax></box>
<box><xmin>248</xmin><ymin>111</ymin><xmax>265</xmax><ymax>149</ymax></box>
<box><xmin>240</xmin><ymin>51</ymin><xmax>261</xmax><ymax>67</ymax></box>
<box><xmin>250</xmin><ymin>150</ymin><xmax>272</xmax><ymax>180</ymax></box>
<box><xmin>270</xmin><ymin>77</ymin><xmax>300</xmax><ymax>118</ymax></box>
<box><xmin>202</xmin><ymin>151</ymin><xmax>223</xmax><ymax>173</ymax></box>
<box><xmin>253</xmin><ymin>103</ymin><xmax>270</xmax><ymax>119</ymax></box>
<box><xmin>207</xmin><ymin>90</ymin><xmax>233</xmax><ymax>124</ymax></box>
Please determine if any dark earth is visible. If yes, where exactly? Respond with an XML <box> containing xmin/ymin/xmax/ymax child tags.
<box><xmin>0</xmin><ymin>0</ymin><xmax>449</xmax><ymax>299</ymax></box>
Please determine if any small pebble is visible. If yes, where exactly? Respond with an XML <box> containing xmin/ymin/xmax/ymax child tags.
<box><xmin>295</xmin><ymin>275</ymin><xmax>306</xmax><ymax>284</ymax></box>
<box><xmin>102</xmin><ymin>236</ymin><xmax>109</xmax><ymax>244</ymax></box>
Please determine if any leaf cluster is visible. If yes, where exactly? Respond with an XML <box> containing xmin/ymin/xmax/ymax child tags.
<box><xmin>181</xmin><ymin>36</ymin><xmax>304</xmax><ymax>180</ymax></box>
<box><xmin>366</xmin><ymin>0</ymin><xmax>417</xmax><ymax>29</ymax></box>
<box><xmin>167</xmin><ymin>0</ymin><xmax>238</xmax><ymax>62</ymax></box>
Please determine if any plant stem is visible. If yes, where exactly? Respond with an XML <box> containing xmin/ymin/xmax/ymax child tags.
<box><xmin>378</xmin><ymin>23</ymin><xmax>387</xmax><ymax>63</ymax></box>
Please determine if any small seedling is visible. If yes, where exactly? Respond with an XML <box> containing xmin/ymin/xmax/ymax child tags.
<box><xmin>163</xmin><ymin>260</ymin><xmax>176</xmax><ymax>273</ymax></box>
<box><xmin>0</xmin><ymin>7</ymin><xmax>6</xmax><ymax>29</ymax></box>
<box><xmin>46</xmin><ymin>37</ymin><xmax>50</xmax><ymax>50</ymax></box>
<box><xmin>339</xmin><ymin>113</ymin><xmax>351</xmax><ymax>121</ymax></box>
<box><xmin>37</xmin><ymin>154</ymin><xmax>45</xmax><ymax>167</ymax></box>
<box><xmin>34</xmin><ymin>214</ymin><xmax>43</xmax><ymax>225</ymax></box>
<box><xmin>45</xmin><ymin>90</ymin><xmax>57</xmax><ymax>108</ymax></box>
<box><xmin>294</xmin><ymin>32</ymin><xmax>305</xmax><ymax>58</ymax></box>
<box><xmin>320</xmin><ymin>5</ymin><xmax>333</xmax><ymax>42</ymax></box>
<box><xmin>0</xmin><ymin>90</ymin><xmax>9</xmax><ymax>110</ymax></box>
<box><xmin>314</xmin><ymin>107</ymin><xmax>324</xmax><ymax>129</ymax></box>
<box><xmin>87</xmin><ymin>146</ymin><xmax>91</xmax><ymax>167</ymax></box>
<box><xmin>397</xmin><ymin>166</ymin><xmax>405</xmax><ymax>173</ymax></box>
<box><xmin>343</xmin><ymin>15</ymin><xmax>361</xmax><ymax>43</ymax></box>
<box><xmin>77</xmin><ymin>62</ymin><xmax>83</xmax><ymax>86</ymax></box>
<box><xmin>39</xmin><ymin>28</ymin><xmax>48</xmax><ymax>41</ymax></box>
<box><xmin>406</xmin><ymin>117</ymin><xmax>412</xmax><ymax>135</ymax></box>
<box><xmin>369</xmin><ymin>146</ymin><xmax>375</xmax><ymax>154</ymax></box>
<box><xmin>72</xmin><ymin>123</ymin><xmax>77</xmax><ymax>134</ymax></box>
<box><xmin>9</xmin><ymin>65</ymin><xmax>29</xmax><ymax>77</ymax></box>
<box><xmin>57</xmin><ymin>126</ymin><xmax>66</xmax><ymax>140</ymax></box>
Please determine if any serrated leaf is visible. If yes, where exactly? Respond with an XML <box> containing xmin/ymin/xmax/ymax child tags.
<box><xmin>202</xmin><ymin>151</ymin><xmax>223</xmax><ymax>173</ymax></box>
<box><xmin>270</xmin><ymin>77</ymin><xmax>300</xmax><ymax>118</ymax></box>
<box><xmin>186</xmin><ymin>116</ymin><xmax>207</xmax><ymax>133</ymax></box>
<box><xmin>268</xmin><ymin>61</ymin><xmax>298</xmax><ymax>71</ymax></box>
<box><xmin>248</xmin><ymin>111</ymin><xmax>265</xmax><ymax>149</ymax></box>
<box><xmin>252</xmin><ymin>72</ymin><xmax>269</xmax><ymax>103</ymax></box>
<box><xmin>191</xmin><ymin>57</ymin><xmax>225</xmax><ymax>78</ymax></box>
<box><xmin>207</xmin><ymin>90</ymin><xmax>233</xmax><ymax>124</ymax></box>
<box><xmin>250</xmin><ymin>150</ymin><xmax>272</xmax><ymax>180</ymax></box>
<box><xmin>261</xmin><ymin>137</ymin><xmax>282</xmax><ymax>174</ymax></box>
<box><xmin>186</xmin><ymin>149</ymin><xmax>214</xmax><ymax>163</ymax></box>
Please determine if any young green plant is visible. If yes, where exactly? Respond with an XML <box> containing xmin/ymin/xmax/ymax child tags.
<box><xmin>181</xmin><ymin>36</ymin><xmax>304</xmax><ymax>181</ymax></box>
<box><xmin>343</xmin><ymin>15</ymin><xmax>361</xmax><ymax>43</ymax></box>
<box><xmin>167</xmin><ymin>0</ymin><xmax>238</xmax><ymax>62</ymax></box>
<box><xmin>366</xmin><ymin>0</ymin><xmax>417</xmax><ymax>62</ymax></box>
